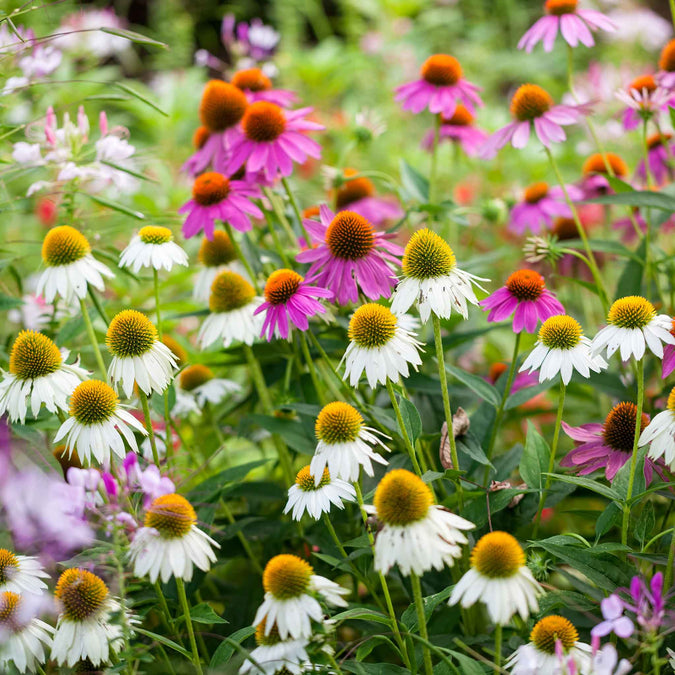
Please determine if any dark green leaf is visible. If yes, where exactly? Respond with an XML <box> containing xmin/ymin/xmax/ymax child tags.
<box><xmin>505</xmin><ymin>380</ymin><xmax>555</xmax><ymax>410</ymax></box>
<box><xmin>209</xmin><ymin>626</ymin><xmax>256</xmax><ymax>667</ymax></box>
<box><xmin>401</xmin><ymin>586</ymin><xmax>451</xmax><ymax>630</ymax></box>
<box><xmin>398</xmin><ymin>396</ymin><xmax>422</xmax><ymax>445</ymax></box>
<box><xmin>519</xmin><ymin>422</ymin><xmax>550</xmax><ymax>490</ymax></box>
<box><xmin>447</xmin><ymin>651</ymin><xmax>486</xmax><ymax>675</ymax></box>
<box><xmin>616</xmin><ymin>237</ymin><xmax>646</xmax><ymax>298</ymax></box>
<box><xmin>331</xmin><ymin>607</ymin><xmax>391</xmax><ymax>625</ymax></box>
<box><xmin>584</xmin><ymin>191</ymin><xmax>675</xmax><ymax>211</ymax></box>
<box><xmin>134</xmin><ymin>628</ymin><xmax>191</xmax><ymax>658</ymax></box>
<box><xmin>399</xmin><ymin>159</ymin><xmax>429</xmax><ymax>202</ymax></box>
<box><xmin>189</xmin><ymin>602</ymin><xmax>228</xmax><ymax>624</ymax></box>
<box><xmin>114</xmin><ymin>83</ymin><xmax>169</xmax><ymax>116</ymax></box>
<box><xmin>595</xmin><ymin>502</ymin><xmax>621</xmax><ymax>539</ymax></box>
<box><xmin>544</xmin><ymin>473</ymin><xmax>622</xmax><ymax>502</ymax></box>
<box><xmin>445</xmin><ymin>364</ymin><xmax>500</xmax><ymax>406</ymax></box>
<box><xmin>100</xmin><ymin>27</ymin><xmax>168</xmax><ymax>49</ymax></box>
<box><xmin>83</xmin><ymin>193</ymin><xmax>146</xmax><ymax>220</ymax></box>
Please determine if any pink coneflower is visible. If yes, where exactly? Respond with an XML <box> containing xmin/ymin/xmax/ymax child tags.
<box><xmin>518</xmin><ymin>0</ymin><xmax>615</xmax><ymax>53</ymax></box>
<box><xmin>420</xmin><ymin>105</ymin><xmax>488</xmax><ymax>157</ymax></box>
<box><xmin>662</xmin><ymin>319</ymin><xmax>675</xmax><ymax>378</ymax></box>
<box><xmin>480</xmin><ymin>269</ymin><xmax>565</xmax><ymax>333</ymax></box>
<box><xmin>295</xmin><ymin>205</ymin><xmax>402</xmax><ymax>305</ymax></box>
<box><xmin>230</xmin><ymin>68</ymin><xmax>297</xmax><ymax>107</ymax></box>
<box><xmin>617</xmin><ymin>75</ymin><xmax>670</xmax><ymax>131</ymax></box>
<box><xmin>334</xmin><ymin>169</ymin><xmax>403</xmax><ymax>226</ymax></box>
<box><xmin>509</xmin><ymin>181</ymin><xmax>582</xmax><ymax>235</ymax></box>
<box><xmin>487</xmin><ymin>362</ymin><xmax>538</xmax><ymax>393</ymax></box>
<box><xmin>579</xmin><ymin>153</ymin><xmax>630</xmax><ymax>198</ymax></box>
<box><xmin>656</xmin><ymin>40</ymin><xmax>675</xmax><ymax>90</ymax></box>
<box><xmin>481</xmin><ymin>84</ymin><xmax>589</xmax><ymax>158</ymax></box>
<box><xmin>179</xmin><ymin>172</ymin><xmax>263</xmax><ymax>239</ymax></box>
<box><xmin>561</xmin><ymin>402</ymin><xmax>662</xmax><ymax>483</ymax></box>
<box><xmin>613</xmin><ymin>209</ymin><xmax>675</xmax><ymax>244</ymax></box>
<box><xmin>182</xmin><ymin>80</ymin><xmax>248</xmax><ymax>176</ymax></box>
<box><xmin>394</xmin><ymin>54</ymin><xmax>483</xmax><ymax>118</ymax></box>
<box><xmin>254</xmin><ymin>269</ymin><xmax>332</xmax><ymax>341</ymax></box>
<box><xmin>636</xmin><ymin>133</ymin><xmax>674</xmax><ymax>185</ymax></box>
<box><xmin>226</xmin><ymin>102</ymin><xmax>323</xmax><ymax>179</ymax></box>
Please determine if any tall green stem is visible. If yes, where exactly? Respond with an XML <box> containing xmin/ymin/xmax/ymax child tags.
<box><xmin>493</xmin><ymin>624</ymin><xmax>502</xmax><ymax>674</ymax></box>
<box><xmin>298</xmin><ymin>332</ymin><xmax>326</xmax><ymax>405</ymax></box>
<box><xmin>79</xmin><ymin>298</ymin><xmax>107</xmax><ymax>378</ymax></box>
<box><xmin>385</xmin><ymin>380</ymin><xmax>423</xmax><ymax>476</ymax></box>
<box><xmin>153</xmin><ymin>269</ymin><xmax>175</xmax><ymax>459</ymax></box>
<box><xmin>670</xmin><ymin>0</ymin><xmax>675</xmax><ymax>31</ymax></box>
<box><xmin>220</xmin><ymin>498</ymin><xmax>263</xmax><ymax>575</ymax></box>
<box><xmin>281</xmin><ymin>176</ymin><xmax>311</xmax><ymax>243</ymax></box>
<box><xmin>224</xmin><ymin>223</ymin><xmax>260</xmax><ymax>293</ymax></box>
<box><xmin>139</xmin><ymin>389</ymin><xmax>159</xmax><ymax>467</ymax></box>
<box><xmin>113</xmin><ymin>525</ymin><xmax>133</xmax><ymax>675</ymax></box>
<box><xmin>411</xmin><ymin>572</ymin><xmax>433</xmax><ymax>675</ymax></box>
<box><xmin>622</xmin><ymin>358</ymin><xmax>645</xmax><ymax>546</ymax></box>
<box><xmin>533</xmin><ymin>379</ymin><xmax>566</xmax><ymax>537</ymax></box>
<box><xmin>664</xmin><ymin>529</ymin><xmax>675</xmax><ymax>589</ymax></box>
<box><xmin>176</xmin><ymin>578</ymin><xmax>204</xmax><ymax>675</ymax></box>
<box><xmin>429</xmin><ymin>115</ymin><xmax>441</xmax><ymax>208</ymax></box>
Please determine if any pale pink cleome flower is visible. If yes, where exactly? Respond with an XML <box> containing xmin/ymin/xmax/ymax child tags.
<box><xmin>518</xmin><ymin>0</ymin><xmax>615</xmax><ymax>53</ymax></box>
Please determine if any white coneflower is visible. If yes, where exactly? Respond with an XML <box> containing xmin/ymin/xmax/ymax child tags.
<box><xmin>391</xmin><ymin>228</ymin><xmax>487</xmax><ymax>322</ymax></box>
<box><xmin>284</xmin><ymin>466</ymin><xmax>356</xmax><ymax>521</ymax></box>
<box><xmin>0</xmin><ymin>550</ymin><xmax>49</xmax><ymax>595</ymax></box>
<box><xmin>128</xmin><ymin>493</ymin><xmax>219</xmax><ymax>583</ymax></box>
<box><xmin>520</xmin><ymin>315</ymin><xmax>607</xmax><ymax>384</ymax></box>
<box><xmin>239</xmin><ymin>620</ymin><xmax>309</xmax><ymax>675</ymax></box>
<box><xmin>36</xmin><ymin>226</ymin><xmax>114</xmax><ymax>303</ymax></box>
<box><xmin>506</xmin><ymin>615</ymin><xmax>592</xmax><ymax>674</ymax></box>
<box><xmin>638</xmin><ymin>385</ymin><xmax>675</xmax><ymax>470</ymax></box>
<box><xmin>51</xmin><ymin>568</ymin><xmax>122</xmax><ymax>668</ymax></box>
<box><xmin>253</xmin><ymin>554</ymin><xmax>348</xmax><ymax>640</ymax></box>
<box><xmin>310</xmin><ymin>401</ymin><xmax>390</xmax><ymax>484</ymax></box>
<box><xmin>106</xmin><ymin>310</ymin><xmax>178</xmax><ymax>398</ymax></box>
<box><xmin>591</xmin><ymin>296</ymin><xmax>675</xmax><ymax>362</ymax></box>
<box><xmin>177</xmin><ymin>364</ymin><xmax>241</xmax><ymax>411</ymax></box>
<box><xmin>193</xmin><ymin>230</ymin><xmax>247</xmax><ymax>303</ymax></box>
<box><xmin>198</xmin><ymin>270</ymin><xmax>264</xmax><ymax>349</ymax></box>
<box><xmin>119</xmin><ymin>225</ymin><xmax>188</xmax><ymax>273</ymax></box>
<box><xmin>54</xmin><ymin>379</ymin><xmax>147</xmax><ymax>464</ymax></box>
<box><xmin>0</xmin><ymin>591</ymin><xmax>54</xmax><ymax>674</ymax></box>
<box><xmin>449</xmin><ymin>531</ymin><xmax>544</xmax><ymax>625</ymax></box>
<box><xmin>0</xmin><ymin>330</ymin><xmax>87</xmax><ymax>423</ymax></box>
<box><xmin>342</xmin><ymin>303</ymin><xmax>423</xmax><ymax>388</ymax></box>
<box><xmin>365</xmin><ymin>469</ymin><xmax>473</xmax><ymax>576</ymax></box>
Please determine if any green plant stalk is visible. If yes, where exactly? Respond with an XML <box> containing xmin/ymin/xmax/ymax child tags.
<box><xmin>281</xmin><ymin>176</ymin><xmax>311</xmax><ymax>243</ymax></box>
<box><xmin>153</xmin><ymin>269</ymin><xmax>175</xmax><ymax>459</ymax></box>
<box><xmin>410</xmin><ymin>572</ymin><xmax>433</xmax><ymax>675</ymax></box>
<box><xmin>493</xmin><ymin>624</ymin><xmax>503</xmax><ymax>674</ymax></box>
<box><xmin>664</xmin><ymin>528</ymin><xmax>675</xmax><ymax>590</ymax></box>
<box><xmin>307</xmin><ymin>330</ymin><xmax>362</xmax><ymax>406</ymax></box>
<box><xmin>176</xmin><ymin>578</ymin><xmax>204</xmax><ymax>675</ymax></box>
<box><xmin>264</xmin><ymin>206</ymin><xmax>292</xmax><ymax>267</ymax></box>
<box><xmin>385</xmin><ymin>379</ymin><xmax>423</xmax><ymax>476</ymax></box>
<box><xmin>220</xmin><ymin>498</ymin><xmax>263</xmax><ymax>575</ymax></box>
<box><xmin>139</xmin><ymin>389</ymin><xmax>160</xmax><ymax>467</ymax></box>
<box><xmin>298</xmin><ymin>332</ymin><xmax>327</xmax><ymax>405</ymax></box>
<box><xmin>263</xmin><ymin>186</ymin><xmax>298</xmax><ymax>245</ymax></box>
<box><xmin>533</xmin><ymin>379</ymin><xmax>567</xmax><ymax>538</ymax></box>
<box><xmin>154</xmin><ymin>582</ymin><xmax>181</xmax><ymax>643</ymax></box>
<box><xmin>79</xmin><ymin>298</ymin><xmax>107</xmax><ymax>378</ymax></box>
<box><xmin>483</xmin><ymin>331</ymin><xmax>522</xmax><ymax>485</ymax></box>
<box><xmin>113</xmin><ymin>525</ymin><xmax>133</xmax><ymax>675</ymax></box>
<box><xmin>671</xmin><ymin>0</ymin><xmax>675</xmax><ymax>31</ymax></box>
<box><xmin>88</xmin><ymin>286</ymin><xmax>110</xmax><ymax>325</ymax></box>
<box><xmin>429</xmin><ymin>115</ymin><xmax>441</xmax><ymax>208</ymax></box>
<box><xmin>622</xmin><ymin>358</ymin><xmax>645</xmax><ymax>546</ymax></box>
<box><xmin>224</xmin><ymin>223</ymin><xmax>260</xmax><ymax>293</ymax></box>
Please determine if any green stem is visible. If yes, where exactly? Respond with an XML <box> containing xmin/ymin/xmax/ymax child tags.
<box><xmin>263</xmin><ymin>186</ymin><xmax>298</xmax><ymax>245</ymax></box>
<box><xmin>154</xmin><ymin>581</ymin><xmax>180</xmax><ymax>642</ymax></box>
<box><xmin>493</xmin><ymin>624</ymin><xmax>502</xmax><ymax>674</ymax></box>
<box><xmin>79</xmin><ymin>298</ymin><xmax>107</xmax><ymax>378</ymax></box>
<box><xmin>670</xmin><ymin>0</ymin><xmax>675</xmax><ymax>32</ymax></box>
<box><xmin>176</xmin><ymin>578</ymin><xmax>204</xmax><ymax>675</ymax></box>
<box><xmin>664</xmin><ymin>528</ymin><xmax>675</xmax><ymax>589</ymax></box>
<box><xmin>220</xmin><ymin>498</ymin><xmax>263</xmax><ymax>575</ymax></box>
<box><xmin>153</xmin><ymin>269</ymin><xmax>163</xmax><ymax>338</ymax></box>
<box><xmin>385</xmin><ymin>379</ymin><xmax>423</xmax><ymax>476</ymax></box>
<box><xmin>281</xmin><ymin>176</ymin><xmax>311</xmax><ymax>243</ymax></box>
<box><xmin>307</xmin><ymin>331</ymin><xmax>361</xmax><ymax>405</ymax></box>
<box><xmin>429</xmin><ymin>115</ymin><xmax>441</xmax><ymax>208</ymax></box>
<box><xmin>483</xmin><ymin>331</ymin><xmax>522</xmax><ymax>485</ymax></box>
<box><xmin>532</xmin><ymin>379</ymin><xmax>566</xmax><ymax>538</ymax></box>
<box><xmin>224</xmin><ymin>223</ymin><xmax>260</xmax><ymax>293</ymax></box>
<box><xmin>264</xmin><ymin>206</ymin><xmax>292</xmax><ymax>267</ymax></box>
<box><xmin>411</xmin><ymin>572</ymin><xmax>433</xmax><ymax>675</ymax></box>
<box><xmin>113</xmin><ymin>525</ymin><xmax>133</xmax><ymax>675</ymax></box>
<box><xmin>622</xmin><ymin>358</ymin><xmax>645</xmax><ymax>546</ymax></box>
<box><xmin>298</xmin><ymin>332</ymin><xmax>326</xmax><ymax>405</ymax></box>
<box><xmin>326</xmin><ymin>651</ymin><xmax>345</xmax><ymax>675</ymax></box>
<box><xmin>545</xmin><ymin>147</ymin><xmax>610</xmax><ymax>312</ymax></box>
<box><xmin>432</xmin><ymin>314</ymin><xmax>463</xmax><ymax>506</ymax></box>
<box><xmin>139</xmin><ymin>390</ymin><xmax>160</xmax><ymax>467</ymax></box>
<box><xmin>88</xmin><ymin>286</ymin><xmax>109</xmax><ymax>325</ymax></box>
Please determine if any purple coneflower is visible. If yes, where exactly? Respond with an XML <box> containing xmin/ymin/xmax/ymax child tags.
<box><xmin>180</xmin><ymin>172</ymin><xmax>263</xmax><ymax>239</ymax></box>
<box><xmin>636</xmin><ymin>133</ymin><xmax>674</xmax><ymax>185</ymax></box>
<box><xmin>509</xmin><ymin>181</ymin><xmax>581</xmax><ymax>235</ymax></box>
<box><xmin>296</xmin><ymin>205</ymin><xmax>402</xmax><ymax>305</ymax></box>
<box><xmin>255</xmin><ymin>269</ymin><xmax>332</xmax><ymax>341</ymax></box>
<box><xmin>657</xmin><ymin>39</ymin><xmax>675</xmax><ymax>89</ymax></box>
<box><xmin>334</xmin><ymin>169</ymin><xmax>403</xmax><ymax>226</ymax></box>
<box><xmin>518</xmin><ymin>0</ymin><xmax>615</xmax><ymax>53</ymax></box>
<box><xmin>231</xmin><ymin>67</ymin><xmax>297</xmax><ymax>107</ymax></box>
<box><xmin>662</xmin><ymin>319</ymin><xmax>675</xmax><ymax>378</ymax></box>
<box><xmin>579</xmin><ymin>152</ymin><xmax>630</xmax><ymax>198</ymax></box>
<box><xmin>421</xmin><ymin>105</ymin><xmax>488</xmax><ymax>157</ymax></box>
<box><xmin>395</xmin><ymin>54</ymin><xmax>483</xmax><ymax>118</ymax></box>
<box><xmin>617</xmin><ymin>74</ymin><xmax>670</xmax><ymax>131</ymax></box>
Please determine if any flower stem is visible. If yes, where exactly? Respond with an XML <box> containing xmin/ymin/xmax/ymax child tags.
<box><xmin>432</xmin><ymin>314</ymin><xmax>463</xmax><ymax>507</ymax></box>
<box><xmin>153</xmin><ymin>269</ymin><xmax>163</xmax><ymax>338</ymax></box>
<box><xmin>298</xmin><ymin>332</ymin><xmax>327</xmax><ymax>405</ymax></box>
<box><xmin>664</xmin><ymin>528</ymin><xmax>675</xmax><ymax>589</ymax></box>
<box><xmin>429</xmin><ymin>115</ymin><xmax>441</xmax><ymax>208</ymax></box>
<box><xmin>176</xmin><ymin>577</ymin><xmax>204</xmax><ymax>675</ymax></box>
<box><xmin>493</xmin><ymin>624</ymin><xmax>502</xmax><ymax>674</ymax></box>
<box><xmin>281</xmin><ymin>176</ymin><xmax>311</xmax><ymax>244</ymax></box>
<box><xmin>79</xmin><ymin>298</ymin><xmax>107</xmax><ymax>378</ymax></box>
<box><xmin>670</xmin><ymin>0</ymin><xmax>675</xmax><ymax>32</ymax></box>
<box><xmin>220</xmin><ymin>498</ymin><xmax>263</xmax><ymax>575</ymax></box>
<box><xmin>139</xmin><ymin>389</ymin><xmax>160</xmax><ymax>467</ymax></box>
<box><xmin>410</xmin><ymin>572</ymin><xmax>433</xmax><ymax>675</ymax></box>
<box><xmin>385</xmin><ymin>379</ymin><xmax>423</xmax><ymax>476</ymax></box>
<box><xmin>532</xmin><ymin>378</ymin><xmax>566</xmax><ymax>538</ymax></box>
<box><xmin>483</xmin><ymin>331</ymin><xmax>521</xmax><ymax>485</ymax></box>
<box><xmin>545</xmin><ymin>147</ymin><xmax>610</xmax><ymax>312</ymax></box>
<box><xmin>263</xmin><ymin>205</ymin><xmax>292</xmax><ymax>267</ymax></box>
<box><xmin>112</xmin><ymin>524</ymin><xmax>133</xmax><ymax>675</ymax></box>
<box><xmin>154</xmin><ymin>581</ymin><xmax>180</xmax><ymax>641</ymax></box>
<box><xmin>622</xmin><ymin>358</ymin><xmax>645</xmax><ymax>546</ymax></box>
<box><xmin>224</xmin><ymin>223</ymin><xmax>260</xmax><ymax>293</ymax></box>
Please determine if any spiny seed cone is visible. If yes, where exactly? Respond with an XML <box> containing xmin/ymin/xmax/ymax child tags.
<box><xmin>374</xmin><ymin>469</ymin><xmax>433</xmax><ymax>526</ymax></box>
<box><xmin>106</xmin><ymin>310</ymin><xmax>158</xmax><ymax>358</ymax></box>
<box><xmin>315</xmin><ymin>401</ymin><xmax>363</xmax><ymax>444</ymax></box>
<box><xmin>42</xmin><ymin>226</ymin><xmax>90</xmax><ymax>267</ymax></box>
<box><xmin>9</xmin><ymin>330</ymin><xmax>62</xmax><ymax>380</ymax></box>
<box><xmin>55</xmin><ymin>569</ymin><xmax>108</xmax><ymax>621</ymax></box>
<box><xmin>348</xmin><ymin>304</ymin><xmax>397</xmax><ymax>349</ymax></box>
<box><xmin>145</xmin><ymin>493</ymin><xmax>197</xmax><ymax>538</ymax></box>
<box><xmin>471</xmin><ymin>531</ymin><xmax>525</xmax><ymax>578</ymax></box>
<box><xmin>262</xmin><ymin>554</ymin><xmax>313</xmax><ymax>600</ymax></box>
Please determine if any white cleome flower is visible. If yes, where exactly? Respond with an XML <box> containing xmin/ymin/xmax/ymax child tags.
<box><xmin>449</xmin><ymin>531</ymin><xmax>544</xmax><ymax>625</ymax></box>
<box><xmin>590</xmin><ymin>643</ymin><xmax>632</xmax><ymax>675</ymax></box>
<box><xmin>506</xmin><ymin>616</ymin><xmax>592</xmax><ymax>674</ymax></box>
<box><xmin>366</xmin><ymin>469</ymin><xmax>474</xmax><ymax>576</ymax></box>
<box><xmin>0</xmin><ymin>550</ymin><xmax>49</xmax><ymax>596</ymax></box>
<box><xmin>391</xmin><ymin>228</ymin><xmax>487</xmax><ymax>322</ymax></box>
<box><xmin>638</xmin><ymin>385</ymin><xmax>675</xmax><ymax>471</ymax></box>
<box><xmin>520</xmin><ymin>315</ymin><xmax>607</xmax><ymax>385</ymax></box>
<box><xmin>253</xmin><ymin>554</ymin><xmax>349</xmax><ymax>640</ymax></box>
<box><xmin>342</xmin><ymin>303</ymin><xmax>423</xmax><ymax>389</ymax></box>
<box><xmin>106</xmin><ymin>310</ymin><xmax>178</xmax><ymax>398</ymax></box>
<box><xmin>119</xmin><ymin>225</ymin><xmax>188</xmax><ymax>274</ymax></box>
<box><xmin>0</xmin><ymin>330</ymin><xmax>88</xmax><ymax>423</ymax></box>
<box><xmin>310</xmin><ymin>401</ymin><xmax>390</xmax><ymax>484</ymax></box>
<box><xmin>36</xmin><ymin>226</ymin><xmax>114</xmax><ymax>304</ymax></box>
<box><xmin>193</xmin><ymin>230</ymin><xmax>248</xmax><ymax>303</ymax></box>
<box><xmin>51</xmin><ymin>568</ymin><xmax>123</xmax><ymax>668</ymax></box>
<box><xmin>198</xmin><ymin>270</ymin><xmax>264</xmax><ymax>349</ymax></box>
<box><xmin>128</xmin><ymin>494</ymin><xmax>219</xmax><ymax>584</ymax></box>
<box><xmin>0</xmin><ymin>591</ymin><xmax>54</xmax><ymax>674</ymax></box>
<box><xmin>284</xmin><ymin>466</ymin><xmax>356</xmax><ymax>521</ymax></box>
<box><xmin>591</xmin><ymin>296</ymin><xmax>675</xmax><ymax>362</ymax></box>
<box><xmin>54</xmin><ymin>379</ymin><xmax>147</xmax><ymax>465</ymax></box>
<box><xmin>239</xmin><ymin>622</ymin><xmax>309</xmax><ymax>675</ymax></box>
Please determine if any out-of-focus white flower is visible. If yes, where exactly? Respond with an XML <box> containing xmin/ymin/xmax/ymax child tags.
<box><xmin>607</xmin><ymin>8</ymin><xmax>671</xmax><ymax>50</ymax></box>
<box><xmin>55</xmin><ymin>9</ymin><xmax>131</xmax><ymax>59</ymax></box>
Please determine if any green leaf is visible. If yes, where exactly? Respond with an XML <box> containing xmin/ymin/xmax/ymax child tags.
<box><xmin>606</xmin><ymin>176</ymin><xmax>637</xmax><ymax>194</ymax></box>
<box><xmin>584</xmin><ymin>191</ymin><xmax>675</xmax><ymax>211</ymax></box>
<box><xmin>398</xmin><ymin>396</ymin><xmax>422</xmax><ymax>445</ymax></box>
<box><xmin>543</xmin><ymin>473</ymin><xmax>623</xmax><ymax>502</ymax></box>
<box><xmin>355</xmin><ymin>635</ymin><xmax>399</xmax><ymax>661</ymax></box>
<box><xmin>519</xmin><ymin>422</ymin><xmax>550</xmax><ymax>490</ymax></box>
<box><xmin>83</xmin><ymin>193</ymin><xmax>146</xmax><ymax>220</ymax></box>
<box><xmin>331</xmin><ymin>607</ymin><xmax>392</xmax><ymax>626</ymax></box>
<box><xmin>209</xmin><ymin>626</ymin><xmax>256</xmax><ymax>667</ymax></box>
<box><xmin>189</xmin><ymin>602</ymin><xmax>228</xmax><ymax>624</ymax></box>
<box><xmin>244</xmin><ymin>414</ymin><xmax>315</xmax><ymax>454</ymax></box>
<box><xmin>445</xmin><ymin>364</ymin><xmax>500</xmax><ymax>406</ymax></box>
<box><xmin>461</xmin><ymin>487</ymin><xmax>527</xmax><ymax>528</ymax></box>
<box><xmin>57</xmin><ymin>316</ymin><xmax>86</xmax><ymax>344</ymax></box>
<box><xmin>505</xmin><ymin>380</ymin><xmax>555</xmax><ymax>410</ymax></box>
<box><xmin>634</xmin><ymin>501</ymin><xmax>655</xmax><ymax>546</ymax></box>
<box><xmin>0</xmin><ymin>292</ymin><xmax>22</xmax><ymax>310</ymax></box>
<box><xmin>188</xmin><ymin>459</ymin><xmax>270</xmax><ymax>501</ymax></box>
<box><xmin>114</xmin><ymin>83</ymin><xmax>169</xmax><ymax>116</ymax></box>
<box><xmin>456</xmin><ymin>430</ymin><xmax>493</xmax><ymax>468</ymax></box>
<box><xmin>447</xmin><ymin>651</ymin><xmax>486</xmax><ymax>675</ymax></box>
<box><xmin>100</xmin><ymin>27</ymin><xmax>168</xmax><ymax>49</ymax></box>
<box><xmin>616</xmin><ymin>237</ymin><xmax>646</xmax><ymax>298</ymax></box>
<box><xmin>565</xmin><ymin>238</ymin><xmax>639</xmax><ymax>261</ymax></box>
<box><xmin>595</xmin><ymin>502</ymin><xmax>621</xmax><ymax>539</ymax></box>
<box><xmin>401</xmin><ymin>586</ymin><xmax>452</xmax><ymax>630</ymax></box>
<box><xmin>134</xmin><ymin>627</ymin><xmax>191</xmax><ymax>658</ymax></box>
<box><xmin>399</xmin><ymin>159</ymin><xmax>429</xmax><ymax>202</ymax></box>
<box><xmin>343</xmin><ymin>663</ymin><xmax>410</xmax><ymax>675</ymax></box>
<box><xmin>100</xmin><ymin>160</ymin><xmax>159</xmax><ymax>183</ymax></box>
